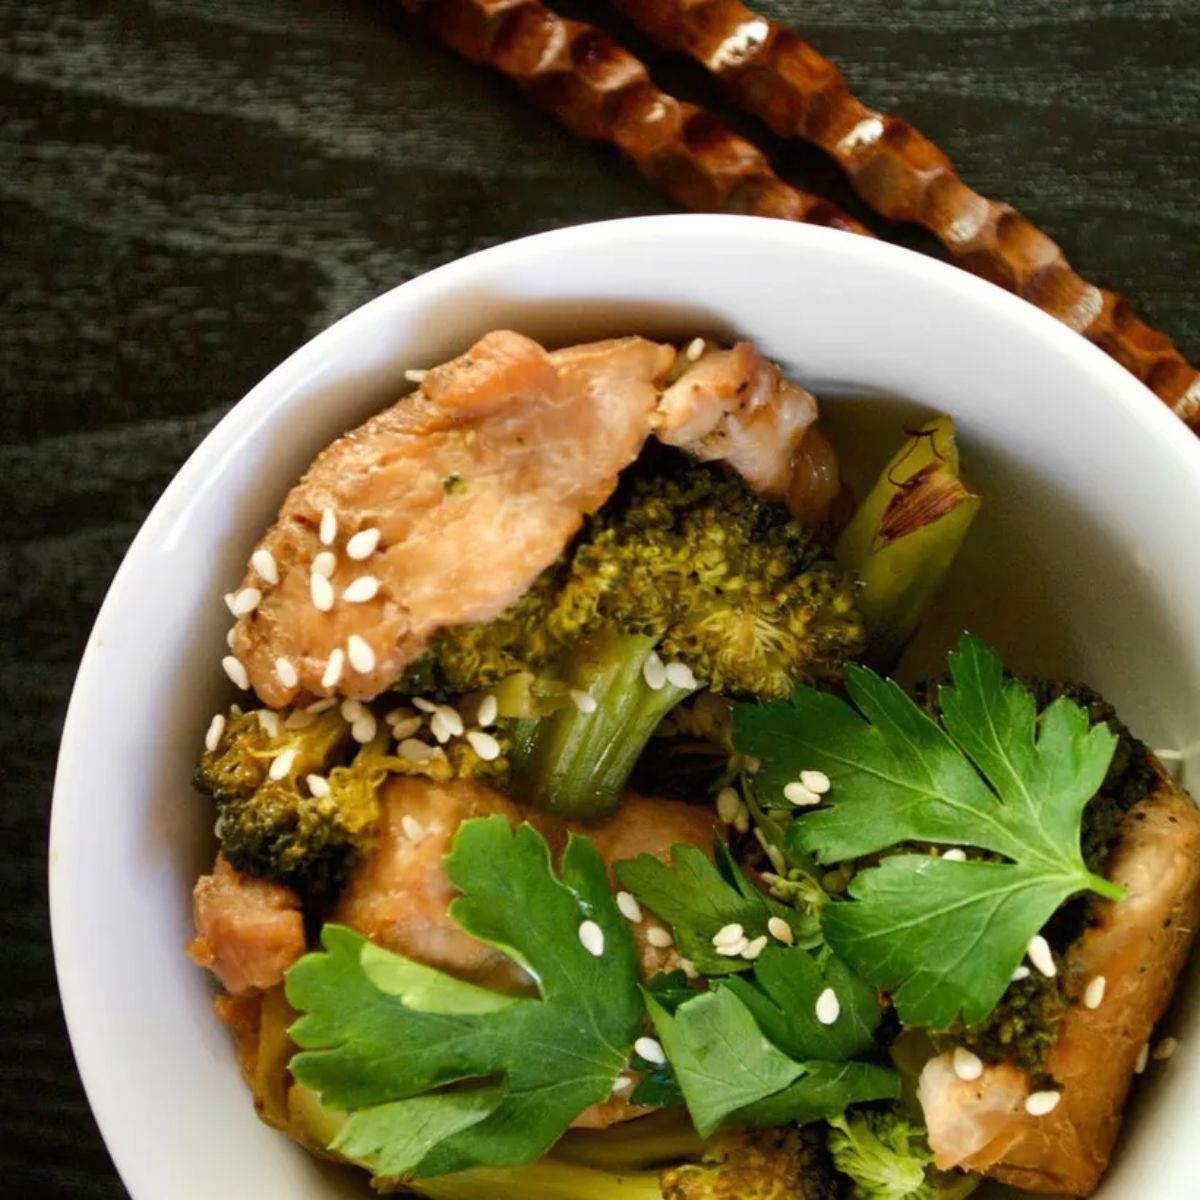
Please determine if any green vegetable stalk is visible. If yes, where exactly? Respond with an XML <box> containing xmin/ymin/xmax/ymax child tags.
<box><xmin>836</xmin><ymin>416</ymin><xmax>980</xmax><ymax>668</ymax></box>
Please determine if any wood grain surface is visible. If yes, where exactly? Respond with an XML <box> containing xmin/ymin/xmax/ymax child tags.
<box><xmin>3</xmin><ymin>1</ymin><xmax>1199</xmax><ymax>1195</ymax></box>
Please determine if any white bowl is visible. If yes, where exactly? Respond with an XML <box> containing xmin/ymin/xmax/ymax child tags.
<box><xmin>50</xmin><ymin>214</ymin><xmax>1200</xmax><ymax>1200</ymax></box>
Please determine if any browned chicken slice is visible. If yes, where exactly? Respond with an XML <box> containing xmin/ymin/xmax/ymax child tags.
<box><xmin>654</xmin><ymin>341</ymin><xmax>840</xmax><ymax>523</ymax></box>
<box><xmin>331</xmin><ymin>775</ymin><xmax>533</xmax><ymax>993</ymax></box>
<box><xmin>230</xmin><ymin>331</ymin><xmax>675</xmax><ymax>707</ymax></box>
<box><xmin>332</xmin><ymin>777</ymin><xmax>719</xmax><ymax>994</ymax></box>
<box><xmin>918</xmin><ymin>766</ymin><xmax>1200</xmax><ymax>1196</ymax></box>
<box><xmin>188</xmin><ymin>856</ymin><xmax>306</xmax><ymax>996</ymax></box>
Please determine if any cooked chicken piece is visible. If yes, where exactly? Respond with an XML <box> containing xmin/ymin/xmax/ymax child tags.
<box><xmin>919</xmin><ymin>765</ymin><xmax>1200</xmax><ymax>1196</ymax></box>
<box><xmin>188</xmin><ymin>856</ymin><xmax>306</xmax><ymax>995</ymax></box>
<box><xmin>231</xmin><ymin>331</ymin><xmax>675</xmax><ymax>707</ymax></box>
<box><xmin>654</xmin><ymin>342</ymin><xmax>826</xmax><ymax>518</ymax></box>
<box><xmin>332</xmin><ymin>778</ymin><xmax>720</xmax><ymax>997</ymax></box>
<box><xmin>331</xmin><ymin>775</ymin><xmax>533</xmax><ymax>994</ymax></box>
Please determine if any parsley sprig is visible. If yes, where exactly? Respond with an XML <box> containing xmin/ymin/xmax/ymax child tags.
<box><xmin>734</xmin><ymin>633</ymin><xmax>1125</xmax><ymax>1028</ymax></box>
<box><xmin>285</xmin><ymin>817</ymin><xmax>643</xmax><ymax>1178</ymax></box>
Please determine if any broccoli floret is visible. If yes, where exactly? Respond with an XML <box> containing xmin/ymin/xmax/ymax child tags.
<box><xmin>398</xmin><ymin>450</ymin><xmax>864</xmax><ymax>819</ymax></box>
<box><xmin>660</xmin><ymin>1126</ymin><xmax>839</xmax><ymax>1200</ymax></box>
<box><xmin>935</xmin><ymin>966</ymin><xmax>1068</xmax><ymax>1075</ymax></box>
<box><xmin>196</xmin><ymin>702</ymin><xmax>510</xmax><ymax>905</ymax></box>
<box><xmin>826</xmin><ymin>1107</ymin><xmax>978</xmax><ymax>1200</ymax></box>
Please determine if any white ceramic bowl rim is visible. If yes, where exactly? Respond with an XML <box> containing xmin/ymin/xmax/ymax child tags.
<box><xmin>49</xmin><ymin>214</ymin><xmax>1200</xmax><ymax>1200</ymax></box>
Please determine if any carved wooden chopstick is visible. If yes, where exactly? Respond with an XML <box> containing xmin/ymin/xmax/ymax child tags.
<box><xmin>400</xmin><ymin>0</ymin><xmax>868</xmax><ymax>233</ymax></box>
<box><xmin>609</xmin><ymin>0</ymin><xmax>1200</xmax><ymax>432</ymax></box>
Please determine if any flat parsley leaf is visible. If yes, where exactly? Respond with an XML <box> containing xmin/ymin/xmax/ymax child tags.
<box><xmin>645</xmin><ymin>947</ymin><xmax>897</xmax><ymax>1136</ymax></box>
<box><xmin>285</xmin><ymin>817</ymin><xmax>643</xmax><ymax>1178</ymax></box>
<box><xmin>734</xmin><ymin>633</ymin><xmax>1124</xmax><ymax>1028</ymax></box>
<box><xmin>615</xmin><ymin>839</ymin><xmax>819</xmax><ymax>973</ymax></box>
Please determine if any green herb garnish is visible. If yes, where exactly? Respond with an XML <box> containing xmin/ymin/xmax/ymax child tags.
<box><xmin>615</xmin><ymin>840</ymin><xmax>819</xmax><ymax>974</ymax></box>
<box><xmin>735</xmin><ymin>633</ymin><xmax>1124</xmax><ymax>1028</ymax></box>
<box><xmin>285</xmin><ymin>817</ymin><xmax>643</xmax><ymax>1178</ymax></box>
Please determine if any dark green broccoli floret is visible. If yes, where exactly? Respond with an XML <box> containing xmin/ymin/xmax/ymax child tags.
<box><xmin>397</xmin><ymin>449</ymin><xmax>864</xmax><ymax>819</ymax></box>
<box><xmin>935</xmin><ymin>968</ymin><xmax>1069</xmax><ymax>1075</ymax></box>
<box><xmin>195</xmin><ymin>703</ymin><xmax>511</xmax><ymax>906</ymax></box>
<box><xmin>826</xmin><ymin>1107</ymin><xmax>978</xmax><ymax>1200</ymax></box>
<box><xmin>660</xmin><ymin>1126</ymin><xmax>839</xmax><ymax>1200</ymax></box>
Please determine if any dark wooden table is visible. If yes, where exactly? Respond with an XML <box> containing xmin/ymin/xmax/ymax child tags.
<box><xmin>3</xmin><ymin>1</ymin><xmax>1198</xmax><ymax>1195</ymax></box>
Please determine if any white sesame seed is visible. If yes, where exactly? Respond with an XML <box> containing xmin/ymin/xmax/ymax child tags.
<box><xmin>307</xmin><ymin>774</ymin><xmax>330</xmax><ymax>798</ymax></box>
<box><xmin>404</xmin><ymin>368</ymin><xmax>428</xmax><ymax>383</ymax></box>
<box><xmin>953</xmin><ymin>1047</ymin><xmax>984</xmax><ymax>1081</ymax></box>
<box><xmin>634</xmin><ymin>1037</ymin><xmax>665</xmax><ymax>1065</ymax></box>
<box><xmin>1084</xmin><ymin>975</ymin><xmax>1107</xmax><ymax>1010</ymax></box>
<box><xmin>321</xmin><ymin>648</ymin><xmax>345</xmax><ymax>689</ymax></box>
<box><xmin>399</xmin><ymin>737</ymin><xmax>436</xmax><ymax>763</ymax></box>
<box><xmin>733</xmin><ymin>802</ymin><xmax>751</xmax><ymax>833</ymax></box>
<box><xmin>391</xmin><ymin>715</ymin><xmax>423</xmax><ymax>739</ymax></box>
<box><xmin>204</xmin><ymin>713</ymin><xmax>225</xmax><ymax>753</ymax></box>
<box><xmin>430</xmin><ymin>711</ymin><xmax>452</xmax><ymax>744</ymax></box>
<box><xmin>347</xmin><ymin>635</ymin><xmax>375</xmax><ymax>674</ymax></box>
<box><xmin>815</xmin><ymin>987</ymin><xmax>840</xmax><ymax>1025</ymax></box>
<box><xmin>250</xmin><ymin>548</ymin><xmax>278</xmax><ymax>586</ymax></box>
<box><xmin>742</xmin><ymin>935</ymin><xmax>769</xmax><ymax>961</ymax></box>
<box><xmin>642</xmin><ymin>652</ymin><xmax>667</xmax><ymax>691</ymax></box>
<box><xmin>477</xmin><ymin>694</ymin><xmax>499</xmax><ymax>727</ymax></box>
<box><xmin>713</xmin><ymin>923</ymin><xmax>745</xmax><ymax>947</ymax></box>
<box><xmin>223</xmin><ymin>591</ymin><xmax>238</xmax><ymax>615</ymax></box>
<box><xmin>767</xmin><ymin>916</ymin><xmax>794</xmax><ymax>945</ymax></box>
<box><xmin>1136</xmin><ymin>1043</ymin><xmax>1150</xmax><ymax>1073</ymax></box>
<box><xmin>467</xmin><ymin>730</ymin><xmax>502</xmax><ymax>761</ymax></box>
<box><xmin>319</xmin><ymin>507</ymin><xmax>337</xmax><ymax>546</ymax></box>
<box><xmin>716</xmin><ymin>787</ymin><xmax>740</xmax><ymax>823</ymax></box>
<box><xmin>307</xmin><ymin>696</ymin><xmax>338</xmax><ymax>714</ymax></box>
<box><xmin>611</xmin><ymin>1073</ymin><xmax>634</xmax><ymax>1096</ymax></box>
<box><xmin>351</xmin><ymin>714</ymin><xmax>378</xmax><ymax>744</ymax></box>
<box><xmin>744</xmin><ymin>756</ymin><xmax>761</xmax><ymax>774</ymax></box>
<box><xmin>255</xmin><ymin>709</ymin><xmax>281</xmax><ymax>738</ymax></box>
<box><xmin>680</xmin><ymin>958</ymin><xmax>698</xmax><ymax>980</ymax></box>
<box><xmin>665</xmin><ymin>661</ymin><xmax>698</xmax><ymax>690</ymax></box>
<box><xmin>1011</xmin><ymin>965</ymin><xmax>1031</xmax><ymax>982</ymax></box>
<box><xmin>799</xmin><ymin>769</ymin><xmax>831</xmax><ymax>795</ymax></box>
<box><xmin>579</xmin><ymin>919</ymin><xmax>605</xmax><ymax>957</ymax></box>
<box><xmin>570</xmin><ymin>688</ymin><xmax>598</xmax><ymax>714</ymax></box>
<box><xmin>274</xmin><ymin>656</ymin><xmax>299</xmax><ymax>689</ymax></box>
<box><xmin>401</xmin><ymin>814</ymin><xmax>425</xmax><ymax>841</ymax></box>
<box><xmin>1027</xmin><ymin>935</ymin><xmax>1056</xmax><ymax>978</ymax></box>
<box><xmin>1153</xmin><ymin>1037</ymin><xmax>1179</xmax><ymax>1061</ymax></box>
<box><xmin>942</xmin><ymin>848</ymin><xmax>968</xmax><ymax>862</ymax></box>
<box><xmin>716</xmin><ymin>936</ymin><xmax>750</xmax><ymax>957</ymax></box>
<box><xmin>412</xmin><ymin>696</ymin><xmax>437</xmax><ymax>713</ymax></box>
<box><xmin>343</xmin><ymin>575</ymin><xmax>380</xmax><ymax>603</ymax></box>
<box><xmin>221</xmin><ymin>656</ymin><xmax>250</xmax><ymax>690</ymax></box>
<box><xmin>269</xmin><ymin>747</ymin><xmax>297</xmax><ymax>781</ymax></box>
<box><xmin>1024</xmin><ymin>1090</ymin><xmax>1061</xmax><ymax>1117</ymax></box>
<box><xmin>436</xmin><ymin>705</ymin><xmax>465</xmax><ymax>737</ymax></box>
<box><xmin>231</xmin><ymin>587</ymin><xmax>262</xmax><ymax>616</ymax></box>
<box><xmin>213</xmin><ymin>815</ymin><xmax>225</xmax><ymax>839</ymax></box>
<box><xmin>341</xmin><ymin>699</ymin><xmax>368</xmax><ymax>722</ymax></box>
<box><xmin>616</xmin><ymin>892</ymin><xmax>643</xmax><ymax>923</ymax></box>
<box><xmin>312</xmin><ymin>550</ymin><xmax>337</xmax><ymax>578</ymax></box>
<box><xmin>285</xmin><ymin>709</ymin><xmax>315</xmax><ymax>730</ymax></box>
<box><xmin>685</xmin><ymin>336</ymin><xmax>705</xmax><ymax>362</ymax></box>
<box><xmin>646</xmin><ymin>926</ymin><xmax>674</xmax><ymax>949</ymax></box>
<box><xmin>347</xmin><ymin>527</ymin><xmax>381</xmax><ymax>560</ymax></box>
<box><xmin>310</xmin><ymin>572</ymin><xmax>334</xmax><ymax>612</ymax></box>
<box><xmin>784</xmin><ymin>781</ymin><xmax>821</xmax><ymax>806</ymax></box>
<box><xmin>226</xmin><ymin>627</ymin><xmax>237</xmax><ymax>649</ymax></box>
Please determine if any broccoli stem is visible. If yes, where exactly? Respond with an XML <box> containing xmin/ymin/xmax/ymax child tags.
<box><xmin>836</xmin><ymin>415</ymin><xmax>980</xmax><ymax>670</ymax></box>
<box><xmin>509</xmin><ymin>632</ymin><xmax>695</xmax><ymax>821</ymax></box>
